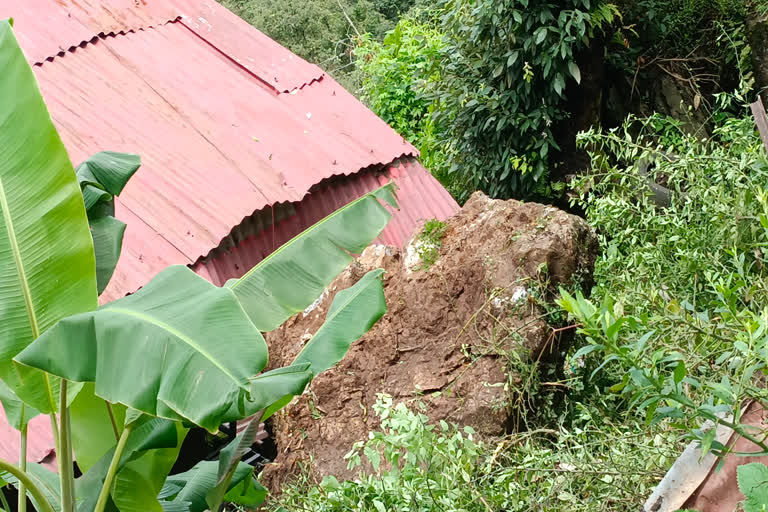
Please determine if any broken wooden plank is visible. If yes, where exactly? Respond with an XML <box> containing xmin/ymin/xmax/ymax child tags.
<box><xmin>750</xmin><ymin>98</ymin><xmax>768</xmax><ymax>153</ymax></box>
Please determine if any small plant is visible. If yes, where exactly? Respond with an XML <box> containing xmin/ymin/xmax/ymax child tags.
<box><xmin>415</xmin><ymin>218</ymin><xmax>447</xmax><ymax>269</ymax></box>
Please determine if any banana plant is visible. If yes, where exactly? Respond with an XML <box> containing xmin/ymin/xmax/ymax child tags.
<box><xmin>75</xmin><ymin>151</ymin><xmax>141</xmax><ymax>295</ymax></box>
<box><xmin>0</xmin><ymin>18</ymin><xmax>396</xmax><ymax>512</ymax></box>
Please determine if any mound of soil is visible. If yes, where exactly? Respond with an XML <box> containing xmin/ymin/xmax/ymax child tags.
<box><xmin>261</xmin><ymin>192</ymin><xmax>598</xmax><ymax>490</ymax></box>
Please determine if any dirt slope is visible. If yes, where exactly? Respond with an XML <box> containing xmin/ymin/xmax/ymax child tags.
<box><xmin>261</xmin><ymin>192</ymin><xmax>598</xmax><ymax>490</ymax></box>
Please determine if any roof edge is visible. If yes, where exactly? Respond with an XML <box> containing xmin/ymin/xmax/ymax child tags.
<box><xmin>33</xmin><ymin>17</ymin><xmax>180</xmax><ymax>67</ymax></box>
<box><xmin>191</xmin><ymin>153</ymin><xmax>422</xmax><ymax>268</ymax></box>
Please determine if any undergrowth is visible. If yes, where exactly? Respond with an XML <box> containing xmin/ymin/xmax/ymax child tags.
<box><xmin>414</xmin><ymin>219</ymin><xmax>447</xmax><ymax>269</ymax></box>
<box><xmin>270</xmin><ymin>395</ymin><xmax>675</xmax><ymax>511</ymax></box>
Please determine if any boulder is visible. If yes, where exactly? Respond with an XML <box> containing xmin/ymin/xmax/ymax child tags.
<box><xmin>260</xmin><ymin>192</ymin><xmax>598</xmax><ymax>490</ymax></box>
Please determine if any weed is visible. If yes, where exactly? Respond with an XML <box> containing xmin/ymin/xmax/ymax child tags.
<box><xmin>415</xmin><ymin>218</ymin><xmax>447</xmax><ymax>269</ymax></box>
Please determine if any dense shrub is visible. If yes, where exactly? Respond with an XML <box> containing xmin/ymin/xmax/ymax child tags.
<box><xmin>356</xmin><ymin>17</ymin><xmax>442</xmax><ymax>144</ymax></box>
<box><xmin>355</xmin><ymin>15</ymin><xmax>461</xmax><ymax>193</ymax></box>
<box><xmin>430</xmin><ymin>0</ymin><xmax>618</xmax><ymax>200</ymax></box>
<box><xmin>562</xmin><ymin>91</ymin><xmax>768</xmax><ymax>457</ymax></box>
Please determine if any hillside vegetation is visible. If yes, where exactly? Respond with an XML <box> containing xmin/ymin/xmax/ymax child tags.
<box><xmin>221</xmin><ymin>1</ymin><xmax>768</xmax><ymax>509</ymax></box>
<box><xmin>268</xmin><ymin>101</ymin><xmax>768</xmax><ymax>511</ymax></box>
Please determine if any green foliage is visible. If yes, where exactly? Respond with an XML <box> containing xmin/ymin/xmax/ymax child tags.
<box><xmin>414</xmin><ymin>218</ymin><xmax>446</xmax><ymax>269</ymax></box>
<box><xmin>431</xmin><ymin>0</ymin><xmax>618</xmax><ymax>199</ymax></box>
<box><xmin>356</xmin><ymin>14</ymin><xmax>464</xmax><ymax>197</ymax></box>
<box><xmin>560</xmin><ymin>99</ymin><xmax>768</xmax><ymax>458</ymax></box>
<box><xmin>271</xmin><ymin>395</ymin><xmax>674</xmax><ymax>511</ymax></box>
<box><xmin>738</xmin><ymin>463</ymin><xmax>768</xmax><ymax>511</ymax></box>
<box><xmin>356</xmin><ymin>17</ymin><xmax>443</xmax><ymax>144</ymax></box>
<box><xmin>614</xmin><ymin>0</ymin><xmax>750</xmax><ymax>59</ymax></box>
<box><xmin>220</xmin><ymin>0</ymin><xmax>393</xmax><ymax>86</ymax></box>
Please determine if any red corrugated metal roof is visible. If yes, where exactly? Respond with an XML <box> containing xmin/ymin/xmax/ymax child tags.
<box><xmin>8</xmin><ymin>0</ymin><xmax>324</xmax><ymax>90</ymax></box>
<box><xmin>1</xmin><ymin>0</ymin><xmax>459</xmax><ymax>468</ymax></box>
<box><xmin>4</xmin><ymin>2</ymin><xmax>426</xmax><ymax>301</ymax></box>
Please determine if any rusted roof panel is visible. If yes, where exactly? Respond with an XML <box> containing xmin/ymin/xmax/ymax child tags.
<box><xmin>4</xmin><ymin>0</ymin><xmax>323</xmax><ymax>90</ymax></box>
<box><xmin>19</xmin><ymin>20</ymin><xmax>416</xmax><ymax>301</ymax></box>
<box><xmin>0</xmin><ymin>411</ymin><xmax>56</xmax><ymax>470</ymax></box>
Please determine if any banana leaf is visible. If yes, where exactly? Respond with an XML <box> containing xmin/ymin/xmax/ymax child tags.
<box><xmin>75</xmin><ymin>417</ymin><xmax>178</xmax><ymax>512</ymax></box>
<box><xmin>16</xmin><ymin>265</ymin><xmax>270</xmax><ymax>432</ymax></box>
<box><xmin>228</xmin><ymin>183</ymin><xmax>397</xmax><ymax>331</ymax></box>
<box><xmin>161</xmin><ymin>461</ymin><xmax>264</xmax><ymax>512</ymax></box>
<box><xmin>75</xmin><ymin>151</ymin><xmax>140</xmax><ymax>294</ymax></box>
<box><xmin>0</xmin><ymin>19</ymin><xmax>98</xmax><ymax>413</ymax></box>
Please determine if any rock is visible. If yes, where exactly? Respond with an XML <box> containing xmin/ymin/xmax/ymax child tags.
<box><xmin>652</xmin><ymin>75</ymin><xmax>709</xmax><ymax>138</ymax></box>
<box><xmin>260</xmin><ymin>192</ymin><xmax>598</xmax><ymax>491</ymax></box>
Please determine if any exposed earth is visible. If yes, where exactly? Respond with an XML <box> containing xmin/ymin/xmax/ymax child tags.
<box><xmin>261</xmin><ymin>192</ymin><xmax>598</xmax><ymax>491</ymax></box>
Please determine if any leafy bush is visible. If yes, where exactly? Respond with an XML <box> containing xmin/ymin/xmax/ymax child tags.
<box><xmin>430</xmin><ymin>0</ymin><xmax>618</xmax><ymax>199</ymax></box>
<box><xmin>561</xmin><ymin>97</ymin><xmax>768</xmax><ymax>457</ymax></box>
<box><xmin>615</xmin><ymin>0</ymin><xmax>749</xmax><ymax>58</ymax></box>
<box><xmin>356</xmin><ymin>17</ymin><xmax>442</xmax><ymax>146</ymax></box>
<box><xmin>271</xmin><ymin>395</ymin><xmax>675</xmax><ymax>511</ymax></box>
<box><xmin>355</xmin><ymin>16</ymin><xmax>458</xmax><ymax>192</ymax></box>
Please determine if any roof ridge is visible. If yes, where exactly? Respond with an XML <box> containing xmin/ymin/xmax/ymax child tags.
<box><xmin>31</xmin><ymin>15</ymin><xmax>324</xmax><ymax>94</ymax></box>
<box><xmin>32</xmin><ymin>17</ymin><xmax>180</xmax><ymax>68</ymax></box>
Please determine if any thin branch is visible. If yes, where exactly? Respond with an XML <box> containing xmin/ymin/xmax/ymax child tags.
<box><xmin>335</xmin><ymin>0</ymin><xmax>361</xmax><ymax>38</ymax></box>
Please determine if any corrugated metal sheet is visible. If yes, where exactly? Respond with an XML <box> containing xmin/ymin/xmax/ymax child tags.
<box><xmin>0</xmin><ymin>0</ymin><xmax>459</xmax><ymax>469</ymax></box>
<box><xmin>5</xmin><ymin>0</ymin><xmax>324</xmax><ymax>90</ymax></box>
<box><xmin>197</xmin><ymin>158</ymin><xmax>458</xmax><ymax>284</ymax></box>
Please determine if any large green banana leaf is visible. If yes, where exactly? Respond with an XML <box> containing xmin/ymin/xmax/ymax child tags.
<box><xmin>15</xmin><ymin>265</ymin><xmax>270</xmax><ymax>432</ymax></box>
<box><xmin>294</xmin><ymin>268</ymin><xmax>386</xmax><ymax>376</ymax></box>
<box><xmin>0</xmin><ymin>20</ymin><xmax>98</xmax><ymax>413</ymax></box>
<box><xmin>221</xmin><ymin>269</ymin><xmax>388</xmax><ymax>422</ymax></box>
<box><xmin>111</xmin><ymin>435</ymin><xmax>184</xmax><ymax>512</ymax></box>
<box><xmin>160</xmin><ymin>460</ymin><xmax>264</xmax><ymax>512</ymax></box>
<box><xmin>75</xmin><ymin>151</ymin><xmax>140</xmax><ymax>294</ymax></box>
<box><xmin>75</xmin><ymin>417</ymin><xmax>179</xmax><ymax>512</ymax></box>
<box><xmin>228</xmin><ymin>183</ymin><xmax>397</xmax><ymax>331</ymax></box>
